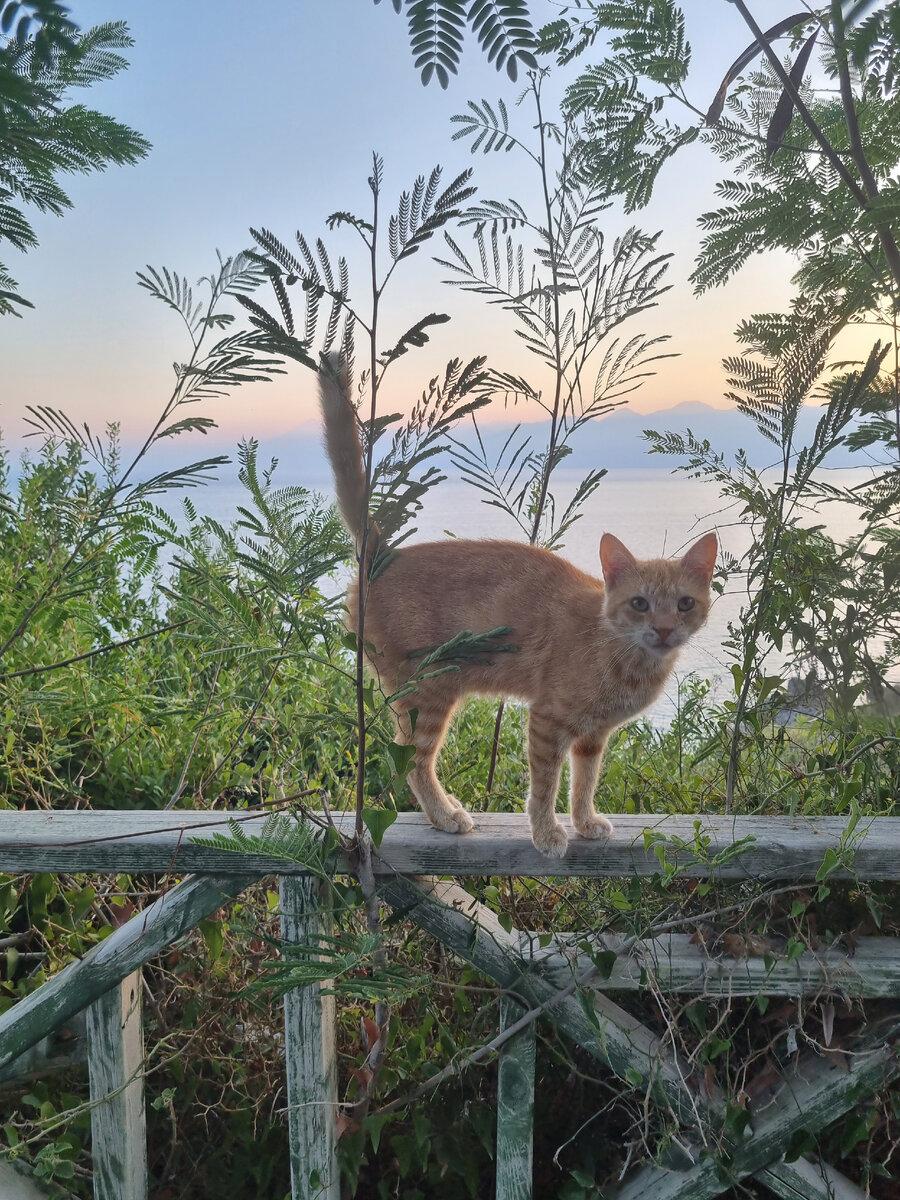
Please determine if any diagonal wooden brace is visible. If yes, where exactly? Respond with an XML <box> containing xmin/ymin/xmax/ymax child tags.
<box><xmin>0</xmin><ymin>873</ymin><xmax>261</xmax><ymax>1073</ymax></box>
<box><xmin>612</xmin><ymin>1014</ymin><xmax>900</xmax><ymax>1199</ymax></box>
<box><xmin>379</xmin><ymin>876</ymin><xmax>716</xmax><ymax>1132</ymax></box>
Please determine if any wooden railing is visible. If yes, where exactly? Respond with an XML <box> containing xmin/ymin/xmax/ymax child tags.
<box><xmin>0</xmin><ymin>810</ymin><xmax>898</xmax><ymax>1200</ymax></box>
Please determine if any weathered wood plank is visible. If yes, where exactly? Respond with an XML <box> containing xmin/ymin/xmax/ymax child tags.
<box><xmin>612</xmin><ymin>1012</ymin><xmax>900</xmax><ymax>1200</ymax></box>
<box><xmin>86</xmin><ymin>971</ymin><xmax>147</xmax><ymax>1200</ymax></box>
<box><xmin>522</xmin><ymin>933</ymin><xmax>900</xmax><ymax>997</ymax></box>
<box><xmin>0</xmin><ymin>1158</ymin><xmax>56</xmax><ymax>1199</ymax></box>
<box><xmin>0</xmin><ymin>873</ymin><xmax>260</xmax><ymax>1072</ymax></box>
<box><xmin>378</xmin><ymin>876</ymin><xmax>711</xmax><ymax>1126</ymax></box>
<box><xmin>0</xmin><ymin>1013</ymin><xmax>86</xmax><ymax>1087</ymax></box>
<box><xmin>496</xmin><ymin>996</ymin><xmax>535</xmax><ymax>1200</ymax></box>
<box><xmin>759</xmin><ymin>1155</ymin><xmax>868</xmax><ymax>1200</ymax></box>
<box><xmin>280</xmin><ymin>876</ymin><xmax>339</xmax><ymax>1200</ymax></box>
<box><xmin>0</xmin><ymin>811</ymin><xmax>897</xmax><ymax>879</ymax></box>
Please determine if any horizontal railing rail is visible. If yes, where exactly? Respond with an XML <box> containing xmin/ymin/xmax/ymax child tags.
<box><xmin>0</xmin><ymin>810</ymin><xmax>898</xmax><ymax>878</ymax></box>
<box><xmin>0</xmin><ymin>809</ymin><xmax>897</xmax><ymax>1200</ymax></box>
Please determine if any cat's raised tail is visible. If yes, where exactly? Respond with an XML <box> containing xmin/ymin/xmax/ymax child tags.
<box><xmin>318</xmin><ymin>355</ymin><xmax>380</xmax><ymax>562</ymax></box>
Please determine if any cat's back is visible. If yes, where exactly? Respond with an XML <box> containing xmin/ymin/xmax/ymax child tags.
<box><xmin>382</xmin><ymin>537</ymin><xmax>599</xmax><ymax>594</ymax></box>
<box><xmin>360</xmin><ymin>537</ymin><xmax>604</xmax><ymax>650</ymax></box>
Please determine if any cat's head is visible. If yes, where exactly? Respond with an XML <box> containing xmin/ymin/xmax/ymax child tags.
<box><xmin>599</xmin><ymin>532</ymin><xmax>718</xmax><ymax>658</ymax></box>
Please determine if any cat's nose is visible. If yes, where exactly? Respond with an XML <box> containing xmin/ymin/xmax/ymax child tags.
<box><xmin>652</xmin><ymin>625</ymin><xmax>674</xmax><ymax>643</ymax></box>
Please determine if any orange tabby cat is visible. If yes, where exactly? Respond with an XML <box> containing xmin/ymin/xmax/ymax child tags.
<box><xmin>320</xmin><ymin>361</ymin><xmax>718</xmax><ymax>857</ymax></box>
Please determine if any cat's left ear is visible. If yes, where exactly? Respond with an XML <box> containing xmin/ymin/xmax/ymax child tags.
<box><xmin>681</xmin><ymin>532</ymin><xmax>718</xmax><ymax>586</ymax></box>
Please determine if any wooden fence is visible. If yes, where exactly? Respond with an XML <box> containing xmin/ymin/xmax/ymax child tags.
<box><xmin>0</xmin><ymin>810</ymin><xmax>898</xmax><ymax>1199</ymax></box>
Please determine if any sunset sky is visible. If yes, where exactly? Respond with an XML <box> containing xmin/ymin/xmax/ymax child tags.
<box><xmin>2</xmin><ymin>1</ymin><xmax>810</xmax><ymax>450</ymax></box>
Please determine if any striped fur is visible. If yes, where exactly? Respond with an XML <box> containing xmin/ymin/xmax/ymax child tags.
<box><xmin>320</xmin><ymin>364</ymin><xmax>718</xmax><ymax>858</ymax></box>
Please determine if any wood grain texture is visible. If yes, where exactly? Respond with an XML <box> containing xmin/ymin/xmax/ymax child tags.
<box><xmin>496</xmin><ymin>997</ymin><xmax>535</xmax><ymax>1200</ymax></box>
<box><xmin>521</xmin><ymin>933</ymin><xmax>900</xmax><ymax>997</ymax></box>
<box><xmin>759</xmin><ymin>1155</ymin><xmax>869</xmax><ymax>1200</ymax></box>
<box><xmin>0</xmin><ymin>811</ymin><xmax>896</xmax><ymax>880</ymax></box>
<box><xmin>280</xmin><ymin>877</ymin><xmax>339</xmax><ymax>1200</ymax></box>
<box><xmin>0</xmin><ymin>1013</ymin><xmax>86</xmax><ymax>1088</ymax></box>
<box><xmin>613</xmin><ymin>1014</ymin><xmax>900</xmax><ymax>1199</ymax></box>
<box><xmin>86</xmin><ymin>972</ymin><xmax>147</xmax><ymax>1200</ymax></box>
<box><xmin>0</xmin><ymin>873</ymin><xmax>259</xmax><ymax>1072</ymax></box>
<box><xmin>0</xmin><ymin>1159</ymin><xmax>56</xmax><ymax>1199</ymax></box>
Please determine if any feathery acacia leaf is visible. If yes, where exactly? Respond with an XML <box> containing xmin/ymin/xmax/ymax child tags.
<box><xmin>378</xmin><ymin>0</ymin><xmax>536</xmax><ymax>86</ymax></box>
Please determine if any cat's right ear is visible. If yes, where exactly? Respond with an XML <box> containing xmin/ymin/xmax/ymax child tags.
<box><xmin>681</xmin><ymin>531</ymin><xmax>718</xmax><ymax>586</ymax></box>
<box><xmin>599</xmin><ymin>533</ymin><xmax>637</xmax><ymax>589</ymax></box>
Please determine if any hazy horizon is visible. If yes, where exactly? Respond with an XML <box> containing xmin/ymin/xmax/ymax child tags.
<box><xmin>1</xmin><ymin>0</ymin><xmax>815</xmax><ymax>446</ymax></box>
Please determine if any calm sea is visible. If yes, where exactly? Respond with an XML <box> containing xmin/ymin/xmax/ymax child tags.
<box><xmin>186</xmin><ymin>465</ymin><xmax>887</xmax><ymax>723</ymax></box>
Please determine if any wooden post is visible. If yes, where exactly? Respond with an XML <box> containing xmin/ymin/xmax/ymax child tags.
<box><xmin>86</xmin><ymin>970</ymin><xmax>147</xmax><ymax>1200</ymax></box>
<box><xmin>280</xmin><ymin>876</ymin><xmax>339</xmax><ymax>1200</ymax></box>
<box><xmin>496</xmin><ymin>996</ymin><xmax>534</xmax><ymax>1200</ymax></box>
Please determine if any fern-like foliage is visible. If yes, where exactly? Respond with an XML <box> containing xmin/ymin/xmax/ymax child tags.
<box><xmin>193</xmin><ymin>811</ymin><xmax>331</xmax><ymax>871</ymax></box>
<box><xmin>244</xmin><ymin>161</ymin><xmax>474</xmax><ymax>386</ymax></box>
<box><xmin>849</xmin><ymin>1</ymin><xmax>900</xmax><ymax>95</ymax></box>
<box><xmin>375</xmin><ymin>0</ymin><xmax>537</xmax><ymax>87</ymax></box>
<box><xmin>253</xmin><ymin>930</ymin><xmax>430</xmax><ymax>1003</ymax></box>
<box><xmin>0</xmin><ymin>14</ymin><xmax>149</xmax><ymax>315</ymax></box>
<box><xmin>168</xmin><ymin>438</ymin><xmax>348</xmax><ymax>662</ymax></box>
<box><xmin>442</xmin><ymin>78</ymin><xmax>673</xmax><ymax>547</ymax></box>
<box><xmin>560</xmin><ymin>2</ymin><xmax>695</xmax><ymax>211</ymax></box>
<box><xmin>723</xmin><ymin>316</ymin><xmax>831</xmax><ymax>453</ymax></box>
<box><xmin>549</xmin><ymin>1</ymin><xmax>900</xmax><ymax>314</ymax></box>
<box><xmin>0</xmin><ymin>252</ymin><xmax>287</xmax><ymax>666</ymax></box>
<box><xmin>368</xmin><ymin>356</ymin><xmax>491</xmax><ymax>556</ymax></box>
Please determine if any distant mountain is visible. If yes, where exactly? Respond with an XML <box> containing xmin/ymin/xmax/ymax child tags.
<box><xmin>123</xmin><ymin>400</ymin><xmax>866</xmax><ymax>491</ymax></box>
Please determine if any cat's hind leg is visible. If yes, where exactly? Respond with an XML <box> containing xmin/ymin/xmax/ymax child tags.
<box><xmin>526</xmin><ymin>709</ymin><xmax>569</xmax><ymax>858</ymax></box>
<box><xmin>570</xmin><ymin>732</ymin><xmax>614</xmax><ymax>841</ymax></box>
<box><xmin>393</xmin><ymin>697</ymin><xmax>473</xmax><ymax>835</ymax></box>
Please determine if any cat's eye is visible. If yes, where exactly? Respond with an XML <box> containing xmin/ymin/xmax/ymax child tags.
<box><xmin>630</xmin><ymin>596</ymin><xmax>649</xmax><ymax>612</ymax></box>
<box><xmin>678</xmin><ymin>596</ymin><xmax>695</xmax><ymax>612</ymax></box>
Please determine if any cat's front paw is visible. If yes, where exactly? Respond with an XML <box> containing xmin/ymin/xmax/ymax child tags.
<box><xmin>573</xmin><ymin>814</ymin><xmax>614</xmax><ymax>841</ymax></box>
<box><xmin>448</xmin><ymin>807</ymin><xmax>474</xmax><ymax>834</ymax></box>
<box><xmin>531</xmin><ymin>820</ymin><xmax>569</xmax><ymax>859</ymax></box>
<box><xmin>432</xmin><ymin>800</ymin><xmax>474</xmax><ymax>835</ymax></box>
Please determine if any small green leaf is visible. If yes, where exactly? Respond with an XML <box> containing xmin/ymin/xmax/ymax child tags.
<box><xmin>362</xmin><ymin>808</ymin><xmax>398</xmax><ymax>849</ymax></box>
<box><xmin>387</xmin><ymin>742</ymin><xmax>416</xmax><ymax>776</ymax></box>
<box><xmin>198</xmin><ymin>918</ymin><xmax>224</xmax><ymax>962</ymax></box>
<box><xmin>786</xmin><ymin>937</ymin><xmax>806</xmax><ymax>963</ymax></box>
<box><xmin>591</xmin><ymin>949</ymin><xmax>617</xmax><ymax>980</ymax></box>
<box><xmin>570</xmin><ymin>1167</ymin><xmax>596</xmax><ymax>1187</ymax></box>
<box><xmin>624</xmin><ymin>1067</ymin><xmax>643</xmax><ymax>1087</ymax></box>
<box><xmin>366</xmin><ymin>1111</ymin><xmax>389</xmax><ymax>1154</ymax></box>
<box><xmin>816</xmin><ymin>847</ymin><xmax>838</xmax><ymax>882</ymax></box>
<box><xmin>784</xmin><ymin>1128</ymin><xmax>816</xmax><ymax>1163</ymax></box>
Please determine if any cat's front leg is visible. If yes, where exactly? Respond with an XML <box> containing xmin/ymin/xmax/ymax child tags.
<box><xmin>570</xmin><ymin>732</ymin><xmax>614</xmax><ymax>842</ymax></box>
<box><xmin>526</xmin><ymin>710</ymin><xmax>569</xmax><ymax>858</ymax></box>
